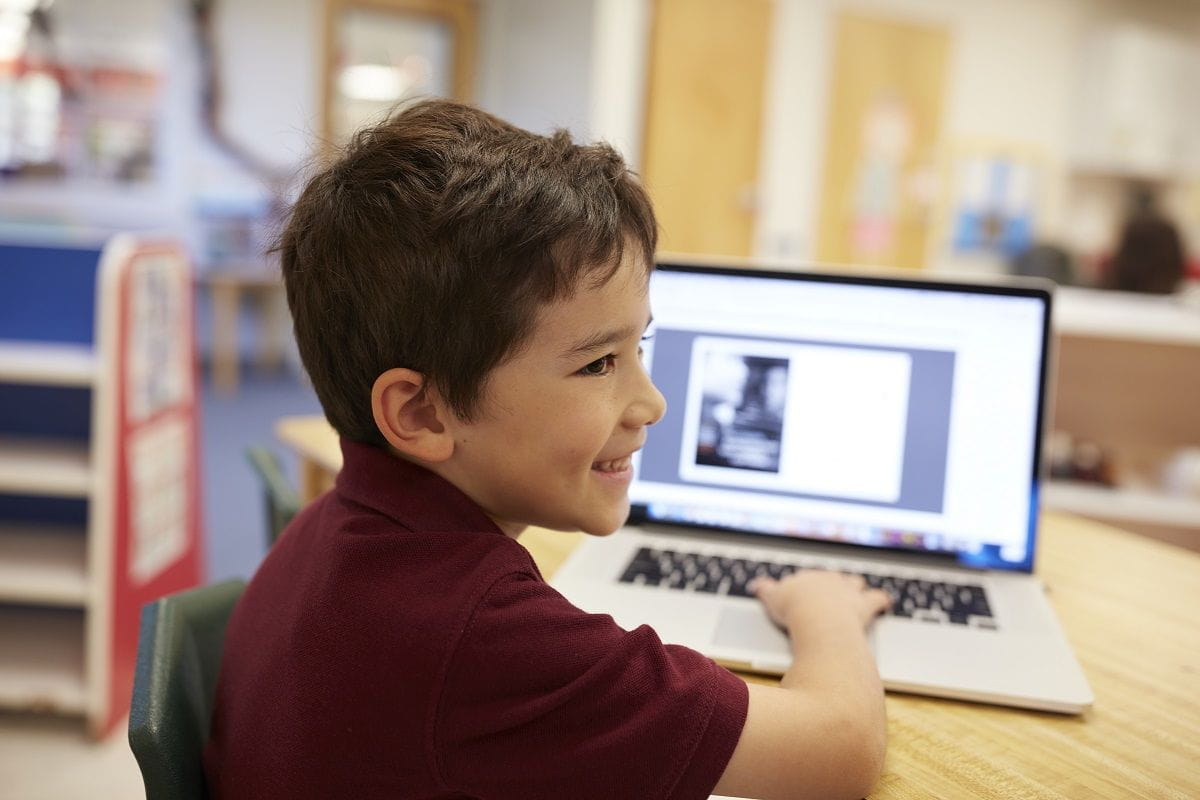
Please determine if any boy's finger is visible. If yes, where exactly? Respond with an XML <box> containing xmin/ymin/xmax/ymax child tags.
<box><xmin>866</xmin><ymin>588</ymin><xmax>892</xmax><ymax>613</ymax></box>
<box><xmin>748</xmin><ymin>577</ymin><xmax>773</xmax><ymax>596</ymax></box>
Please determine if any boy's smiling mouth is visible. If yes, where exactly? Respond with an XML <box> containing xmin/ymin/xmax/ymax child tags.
<box><xmin>591</xmin><ymin>454</ymin><xmax>634</xmax><ymax>474</ymax></box>
<box><xmin>591</xmin><ymin>439</ymin><xmax>644</xmax><ymax>476</ymax></box>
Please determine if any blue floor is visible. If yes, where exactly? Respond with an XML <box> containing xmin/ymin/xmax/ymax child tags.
<box><xmin>199</xmin><ymin>368</ymin><xmax>323</xmax><ymax>583</ymax></box>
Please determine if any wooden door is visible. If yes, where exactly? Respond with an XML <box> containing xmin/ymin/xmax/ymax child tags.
<box><xmin>641</xmin><ymin>0</ymin><xmax>773</xmax><ymax>257</ymax></box>
<box><xmin>815</xmin><ymin>12</ymin><xmax>949</xmax><ymax>270</ymax></box>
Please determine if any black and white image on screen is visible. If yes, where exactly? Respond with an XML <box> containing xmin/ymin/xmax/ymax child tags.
<box><xmin>692</xmin><ymin>350</ymin><xmax>789</xmax><ymax>474</ymax></box>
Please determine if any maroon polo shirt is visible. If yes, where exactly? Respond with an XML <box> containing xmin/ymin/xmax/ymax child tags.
<box><xmin>203</xmin><ymin>438</ymin><xmax>748</xmax><ymax>799</ymax></box>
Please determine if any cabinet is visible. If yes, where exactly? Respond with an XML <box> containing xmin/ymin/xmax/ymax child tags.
<box><xmin>1046</xmin><ymin>286</ymin><xmax>1200</xmax><ymax>547</ymax></box>
<box><xmin>1072</xmin><ymin>24</ymin><xmax>1200</xmax><ymax>179</ymax></box>
<box><xmin>0</xmin><ymin>235</ymin><xmax>204</xmax><ymax>737</ymax></box>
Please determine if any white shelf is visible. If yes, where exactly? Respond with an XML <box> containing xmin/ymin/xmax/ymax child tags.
<box><xmin>1043</xmin><ymin>481</ymin><xmax>1200</xmax><ymax>529</ymax></box>
<box><xmin>0</xmin><ymin>525</ymin><xmax>88</xmax><ymax>607</ymax></box>
<box><xmin>0</xmin><ymin>340</ymin><xmax>96</xmax><ymax>387</ymax></box>
<box><xmin>0</xmin><ymin>606</ymin><xmax>87</xmax><ymax>715</ymax></box>
<box><xmin>0</xmin><ymin>439</ymin><xmax>92</xmax><ymax>497</ymax></box>
<box><xmin>1054</xmin><ymin>286</ymin><xmax>1200</xmax><ymax>347</ymax></box>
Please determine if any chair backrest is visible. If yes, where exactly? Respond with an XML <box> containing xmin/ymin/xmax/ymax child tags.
<box><xmin>1011</xmin><ymin>242</ymin><xmax>1075</xmax><ymax>286</ymax></box>
<box><xmin>129</xmin><ymin>579</ymin><xmax>246</xmax><ymax>800</ymax></box>
<box><xmin>245</xmin><ymin>445</ymin><xmax>301</xmax><ymax>546</ymax></box>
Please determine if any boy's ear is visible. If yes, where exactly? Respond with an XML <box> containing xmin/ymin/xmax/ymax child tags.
<box><xmin>371</xmin><ymin>368</ymin><xmax>455</xmax><ymax>463</ymax></box>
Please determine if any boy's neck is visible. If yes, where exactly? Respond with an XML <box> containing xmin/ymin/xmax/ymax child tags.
<box><xmin>385</xmin><ymin>444</ymin><xmax>527</xmax><ymax>540</ymax></box>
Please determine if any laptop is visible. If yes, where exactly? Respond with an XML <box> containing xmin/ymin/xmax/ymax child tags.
<box><xmin>551</xmin><ymin>261</ymin><xmax>1093</xmax><ymax>714</ymax></box>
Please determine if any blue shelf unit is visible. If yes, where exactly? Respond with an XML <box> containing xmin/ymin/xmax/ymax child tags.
<box><xmin>0</xmin><ymin>242</ymin><xmax>105</xmax><ymax>719</ymax></box>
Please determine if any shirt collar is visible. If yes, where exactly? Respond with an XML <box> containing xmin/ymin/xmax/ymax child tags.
<box><xmin>335</xmin><ymin>438</ymin><xmax>505</xmax><ymax>535</ymax></box>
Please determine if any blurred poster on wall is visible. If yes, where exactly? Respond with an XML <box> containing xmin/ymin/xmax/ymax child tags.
<box><xmin>850</xmin><ymin>93</ymin><xmax>913</xmax><ymax>257</ymax></box>
<box><xmin>815</xmin><ymin>12</ymin><xmax>949</xmax><ymax>271</ymax></box>
<box><xmin>77</xmin><ymin>65</ymin><xmax>159</xmax><ymax>183</ymax></box>
<box><xmin>950</xmin><ymin>153</ymin><xmax>1037</xmax><ymax>256</ymax></box>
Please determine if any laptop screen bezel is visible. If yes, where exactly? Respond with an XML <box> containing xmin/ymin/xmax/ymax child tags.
<box><xmin>628</xmin><ymin>260</ymin><xmax>1054</xmax><ymax>574</ymax></box>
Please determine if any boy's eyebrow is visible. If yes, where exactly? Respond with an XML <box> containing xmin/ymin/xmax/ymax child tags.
<box><xmin>560</xmin><ymin>315</ymin><xmax>654</xmax><ymax>359</ymax></box>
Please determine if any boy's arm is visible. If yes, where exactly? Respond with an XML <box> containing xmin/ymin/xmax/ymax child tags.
<box><xmin>711</xmin><ymin>572</ymin><xmax>890</xmax><ymax>800</ymax></box>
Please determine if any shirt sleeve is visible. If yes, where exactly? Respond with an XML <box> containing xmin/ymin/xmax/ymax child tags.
<box><xmin>434</xmin><ymin>572</ymin><xmax>749</xmax><ymax>800</ymax></box>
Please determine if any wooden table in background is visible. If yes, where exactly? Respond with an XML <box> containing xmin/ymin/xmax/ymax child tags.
<box><xmin>203</xmin><ymin>270</ymin><xmax>290</xmax><ymax>394</ymax></box>
<box><xmin>276</xmin><ymin>414</ymin><xmax>1200</xmax><ymax>799</ymax></box>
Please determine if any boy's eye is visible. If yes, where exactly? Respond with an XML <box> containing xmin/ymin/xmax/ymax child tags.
<box><xmin>579</xmin><ymin>354</ymin><xmax>616</xmax><ymax>376</ymax></box>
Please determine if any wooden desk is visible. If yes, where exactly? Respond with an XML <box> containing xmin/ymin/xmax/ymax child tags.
<box><xmin>276</xmin><ymin>414</ymin><xmax>1200</xmax><ymax>799</ymax></box>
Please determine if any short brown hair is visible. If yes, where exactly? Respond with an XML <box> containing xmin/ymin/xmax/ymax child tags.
<box><xmin>279</xmin><ymin>99</ymin><xmax>657</xmax><ymax>445</ymax></box>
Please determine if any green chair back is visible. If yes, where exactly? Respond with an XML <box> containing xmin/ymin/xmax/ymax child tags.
<box><xmin>245</xmin><ymin>445</ymin><xmax>302</xmax><ymax>546</ymax></box>
<box><xmin>129</xmin><ymin>579</ymin><xmax>246</xmax><ymax>800</ymax></box>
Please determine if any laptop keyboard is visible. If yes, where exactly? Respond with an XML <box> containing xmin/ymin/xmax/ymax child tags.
<box><xmin>617</xmin><ymin>547</ymin><xmax>995</xmax><ymax>628</ymax></box>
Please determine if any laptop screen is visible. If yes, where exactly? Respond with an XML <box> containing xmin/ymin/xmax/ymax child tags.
<box><xmin>629</xmin><ymin>263</ymin><xmax>1052</xmax><ymax>573</ymax></box>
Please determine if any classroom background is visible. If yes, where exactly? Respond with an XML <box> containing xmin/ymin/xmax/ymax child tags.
<box><xmin>1</xmin><ymin>0</ymin><xmax>1198</xmax><ymax>796</ymax></box>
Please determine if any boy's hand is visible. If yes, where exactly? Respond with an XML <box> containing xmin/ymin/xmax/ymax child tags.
<box><xmin>751</xmin><ymin>570</ymin><xmax>891</xmax><ymax>632</ymax></box>
<box><xmin>719</xmin><ymin>571</ymin><xmax>891</xmax><ymax>800</ymax></box>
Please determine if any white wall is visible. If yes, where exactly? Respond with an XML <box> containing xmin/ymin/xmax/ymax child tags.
<box><xmin>588</xmin><ymin>0</ymin><xmax>651</xmax><ymax>166</ymax></box>
<box><xmin>211</xmin><ymin>0</ymin><xmax>320</xmax><ymax>174</ymax></box>
<box><xmin>481</xmin><ymin>0</ymin><xmax>651</xmax><ymax>164</ymax></box>
<box><xmin>477</xmin><ymin>0</ymin><xmax>595</xmax><ymax>137</ymax></box>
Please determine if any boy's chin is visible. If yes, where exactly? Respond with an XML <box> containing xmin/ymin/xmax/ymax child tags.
<box><xmin>577</xmin><ymin>507</ymin><xmax>631</xmax><ymax>537</ymax></box>
<box><xmin>535</xmin><ymin>499</ymin><xmax>630</xmax><ymax>537</ymax></box>
<box><xmin>580</xmin><ymin>523</ymin><xmax>623</xmax><ymax>537</ymax></box>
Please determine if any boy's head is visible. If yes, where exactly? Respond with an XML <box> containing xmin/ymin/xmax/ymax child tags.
<box><xmin>281</xmin><ymin>99</ymin><xmax>666</xmax><ymax>535</ymax></box>
<box><xmin>281</xmin><ymin>98</ymin><xmax>656</xmax><ymax>445</ymax></box>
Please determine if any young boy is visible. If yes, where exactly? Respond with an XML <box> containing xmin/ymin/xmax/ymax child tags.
<box><xmin>204</xmin><ymin>99</ymin><xmax>890</xmax><ymax>800</ymax></box>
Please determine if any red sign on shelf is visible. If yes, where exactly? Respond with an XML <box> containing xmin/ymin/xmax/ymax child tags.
<box><xmin>91</xmin><ymin>235</ymin><xmax>204</xmax><ymax>737</ymax></box>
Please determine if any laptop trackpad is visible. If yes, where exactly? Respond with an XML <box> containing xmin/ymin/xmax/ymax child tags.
<box><xmin>712</xmin><ymin>606</ymin><xmax>789</xmax><ymax>652</ymax></box>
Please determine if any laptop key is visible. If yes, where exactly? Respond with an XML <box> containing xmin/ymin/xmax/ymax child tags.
<box><xmin>619</xmin><ymin>566</ymin><xmax>653</xmax><ymax>583</ymax></box>
<box><xmin>728</xmin><ymin>579</ymin><xmax>754</xmax><ymax>598</ymax></box>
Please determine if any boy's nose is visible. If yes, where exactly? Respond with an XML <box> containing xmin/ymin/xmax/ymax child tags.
<box><xmin>627</xmin><ymin>369</ymin><xmax>667</xmax><ymax>428</ymax></box>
